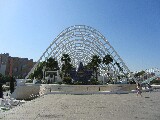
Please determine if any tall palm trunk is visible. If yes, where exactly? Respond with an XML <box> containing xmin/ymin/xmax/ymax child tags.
<box><xmin>95</xmin><ymin>67</ymin><xmax>98</xmax><ymax>81</ymax></box>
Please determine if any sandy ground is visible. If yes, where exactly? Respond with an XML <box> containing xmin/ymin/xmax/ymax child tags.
<box><xmin>0</xmin><ymin>90</ymin><xmax>160</xmax><ymax>120</ymax></box>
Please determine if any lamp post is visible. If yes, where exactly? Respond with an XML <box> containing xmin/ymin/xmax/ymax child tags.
<box><xmin>42</xmin><ymin>66</ymin><xmax>46</xmax><ymax>80</ymax></box>
<box><xmin>102</xmin><ymin>69</ymin><xmax>105</xmax><ymax>84</ymax></box>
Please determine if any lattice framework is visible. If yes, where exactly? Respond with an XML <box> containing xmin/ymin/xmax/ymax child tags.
<box><xmin>25</xmin><ymin>25</ymin><xmax>133</xmax><ymax>80</ymax></box>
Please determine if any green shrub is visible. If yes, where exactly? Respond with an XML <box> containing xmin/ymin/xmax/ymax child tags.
<box><xmin>150</xmin><ymin>79</ymin><xmax>160</xmax><ymax>85</ymax></box>
<box><xmin>57</xmin><ymin>82</ymin><xmax>62</xmax><ymax>85</ymax></box>
<box><xmin>89</xmin><ymin>78</ymin><xmax>100</xmax><ymax>85</ymax></box>
<box><xmin>63</xmin><ymin>77</ymin><xmax>72</xmax><ymax>84</ymax></box>
<box><xmin>26</xmin><ymin>79</ymin><xmax>33</xmax><ymax>83</ymax></box>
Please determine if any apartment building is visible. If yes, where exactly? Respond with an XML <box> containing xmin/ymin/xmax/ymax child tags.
<box><xmin>0</xmin><ymin>53</ymin><xmax>35</xmax><ymax>78</ymax></box>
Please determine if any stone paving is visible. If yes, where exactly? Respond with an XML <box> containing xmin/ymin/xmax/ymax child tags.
<box><xmin>1</xmin><ymin>90</ymin><xmax>160</xmax><ymax>120</ymax></box>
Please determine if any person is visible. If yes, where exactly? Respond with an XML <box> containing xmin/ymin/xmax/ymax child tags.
<box><xmin>136</xmin><ymin>83</ymin><xmax>142</xmax><ymax>97</ymax></box>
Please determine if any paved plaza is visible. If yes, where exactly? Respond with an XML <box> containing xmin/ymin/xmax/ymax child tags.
<box><xmin>0</xmin><ymin>90</ymin><xmax>160</xmax><ymax>120</ymax></box>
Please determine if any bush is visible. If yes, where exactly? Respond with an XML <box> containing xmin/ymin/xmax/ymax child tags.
<box><xmin>26</xmin><ymin>79</ymin><xmax>33</xmax><ymax>83</ymax></box>
<box><xmin>57</xmin><ymin>82</ymin><xmax>62</xmax><ymax>85</ymax></box>
<box><xmin>150</xmin><ymin>79</ymin><xmax>160</xmax><ymax>85</ymax></box>
<box><xmin>73</xmin><ymin>81</ymin><xmax>83</xmax><ymax>85</ymax></box>
<box><xmin>88</xmin><ymin>78</ymin><xmax>100</xmax><ymax>85</ymax></box>
<box><xmin>63</xmin><ymin>77</ymin><xmax>72</xmax><ymax>84</ymax></box>
<box><xmin>129</xmin><ymin>80</ymin><xmax>136</xmax><ymax>84</ymax></box>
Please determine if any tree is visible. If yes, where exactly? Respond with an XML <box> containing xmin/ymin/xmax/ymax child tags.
<box><xmin>134</xmin><ymin>71</ymin><xmax>145</xmax><ymax>78</ymax></box>
<box><xmin>0</xmin><ymin>73</ymin><xmax>3</xmax><ymax>84</ymax></box>
<box><xmin>103</xmin><ymin>54</ymin><xmax>113</xmax><ymax>65</ymax></box>
<box><xmin>103</xmin><ymin>54</ymin><xmax>113</xmax><ymax>79</ymax></box>
<box><xmin>84</xmin><ymin>62</ymin><xmax>93</xmax><ymax>70</ymax></box>
<box><xmin>46</xmin><ymin>57</ymin><xmax>59</xmax><ymax>71</ymax></box>
<box><xmin>61</xmin><ymin>54</ymin><xmax>73</xmax><ymax>83</ymax></box>
<box><xmin>115</xmin><ymin>62</ymin><xmax>123</xmax><ymax>72</ymax></box>
<box><xmin>46</xmin><ymin>57</ymin><xmax>59</xmax><ymax>82</ymax></box>
<box><xmin>61</xmin><ymin>54</ymin><xmax>71</xmax><ymax>64</ymax></box>
<box><xmin>30</xmin><ymin>61</ymin><xmax>46</xmax><ymax>79</ymax></box>
<box><xmin>10</xmin><ymin>77</ymin><xmax>15</xmax><ymax>94</ymax></box>
<box><xmin>0</xmin><ymin>73</ymin><xmax>3</xmax><ymax>79</ymax></box>
<box><xmin>91</xmin><ymin>55</ymin><xmax>101</xmax><ymax>81</ymax></box>
<box><xmin>0</xmin><ymin>74</ymin><xmax>11</xmax><ymax>84</ymax></box>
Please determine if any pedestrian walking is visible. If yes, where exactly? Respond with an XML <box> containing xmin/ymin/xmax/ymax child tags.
<box><xmin>136</xmin><ymin>83</ymin><xmax>142</xmax><ymax>97</ymax></box>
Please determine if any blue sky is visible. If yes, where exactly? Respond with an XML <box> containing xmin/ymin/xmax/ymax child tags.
<box><xmin>0</xmin><ymin>0</ymin><xmax>160</xmax><ymax>72</ymax></box>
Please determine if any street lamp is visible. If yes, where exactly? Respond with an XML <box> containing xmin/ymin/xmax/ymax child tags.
<box><xmin>42</xmin><ymin>66</ymin><xmax>46</xmax><ymax>80</ymax></box>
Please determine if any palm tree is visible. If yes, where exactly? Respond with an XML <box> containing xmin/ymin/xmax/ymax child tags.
<box><xmin>115</xmin><ymin>62</ymin><xmax>123</xmax><ymax>72</ymax></box>
<box><xmin>61</xmin><ymin>54</ymin><xmax>73</xmax><ymax>83</ymax></box>
<box><xmin>46</xmin><ymin>57</ymin><xmax>59</xmax><ymax>82</ymax></box>
<box><xmin>103</xmin><ymin>54</ymin><xmax>113</xmax><ymax>82</ymax></box>
<box><xmin>61</xmin><ymin>54</ymin><xmax>71</xmax><ymax>65</ymax></box>
<box><xmin>91</xmin><ymin>55</ymin><xmax>101</xmax><ymax>81</ymax></box>
<box><xmin>61</xmin><ymin>62</ymin><xmax>73</xmax><ymax>77</ymax></box>
<box><xmin>46</xmin><ymin>57</ymin><xmax>59</xmax><ymax>71</ymax></box>
<box><xmin>103</xmin><ymin>54</ymin><xmax>113</xmax><ymax>66</ymax></box>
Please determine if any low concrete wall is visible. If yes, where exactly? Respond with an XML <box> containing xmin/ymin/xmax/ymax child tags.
<box><xmin>40</xmin><ymin>84</ymin><xmax>137</xmax><ymax>95</ymax></box>
<box><xmin>11</xmin><ymin>84</ymin><xmax>137</xmax><ymax>100</ymax></box>
<box><xmin>11</xmin><ymin>84</ymin><xmax>40</xmax><ymax>100</ymax></box>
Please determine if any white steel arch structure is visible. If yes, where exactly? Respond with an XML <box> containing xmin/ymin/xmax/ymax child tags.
<box><xmin>25</xmin><ymin>25</ymin><xmax>133</xmax><ymax>80</ymax></box>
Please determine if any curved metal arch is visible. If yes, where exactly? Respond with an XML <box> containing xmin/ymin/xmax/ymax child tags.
<box><xmin>25</xmin><ymin>25</ymin><xmax>133</xmax><ymax>80</ymax></box>
<box><xmin>53</xmin><ymin>32</ymin><xmax>122</xmax><ymax>77</ymax></box>
<box><xmin>48</xmin><ymin>35</ymin><xmax>105</xmax><ymax>68</ymax></box>
<box><xmin>52</xmin><ymin>32</ymin><xmax>118</xmax><ymax>70</ymax></box>
<box><xmin>50</xmin><ymin>37</ymin><xmax>120</xmax><ymax>77</ymax></box>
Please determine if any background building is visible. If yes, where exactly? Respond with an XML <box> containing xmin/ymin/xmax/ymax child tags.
<box><xmin>0</xmin><ymin>53</ymin><xmax>35</xmax><ymax>78</ymax></box>
<box><xmin>0</xmin><ymin>53</ymin><xmax>9</xmax><ymax>75</ymax></box>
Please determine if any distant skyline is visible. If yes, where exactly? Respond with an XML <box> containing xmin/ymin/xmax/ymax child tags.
<box><xmin>0</xmin><ymin>0</ymin><xmax>160</xmax><ymax>72</ymax></box>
